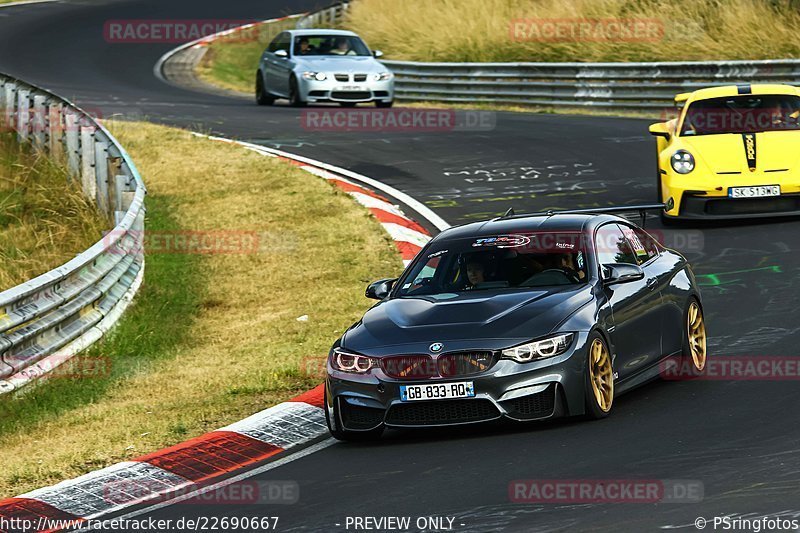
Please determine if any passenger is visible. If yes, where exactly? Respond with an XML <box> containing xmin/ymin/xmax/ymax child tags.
<box><xmin>465</xmin><ymin>260</ymin><xmax>486</xmax><ymax>289</ymax></box>
<box><xmin>331</xmin><ymin>37</ymin><xmax>354</xmax><ymax>55</ymax></box>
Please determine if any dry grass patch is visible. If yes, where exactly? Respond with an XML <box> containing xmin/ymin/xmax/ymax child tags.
<box><xmin>346</xmin><ymin>0</ymin><xmax>800</xmax><ymax>62</ymax></box>
<box><xmin>0</xmin><ymin>132</ymin><xmax>107</xmax><ymax>290</ymax></box>
<box><xmin>0</xmin><ymin>121</ymin><xmax>400</xmax><ymax>496</ymax></box>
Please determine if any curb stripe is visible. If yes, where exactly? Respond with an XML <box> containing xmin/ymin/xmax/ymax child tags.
<box><xmin>133</xmin><ymin>431</ymin><xmax>282</xmax><ymax>483</ymax></box>
<box><xmin>0</xmin><ymin>499</ymin><xmax>79</xmax><ymax>533</ymax></box>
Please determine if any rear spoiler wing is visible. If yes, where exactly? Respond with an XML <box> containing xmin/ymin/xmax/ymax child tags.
<box><xmin>498</xmin><ymin>200</ymin><xmax>674</xmax><ymax>228</ymax></box>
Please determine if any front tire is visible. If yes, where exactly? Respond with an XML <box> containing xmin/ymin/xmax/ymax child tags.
<box><xmin>289</xmin><ymin>76</ymin><xmax>306</xmax><ymax>107</ymax></box>
<box><xmin>376</xmin><ymin>100</ymin><xmax>394</xmax><ymax>108</ymax></box>
<box><xmin>325</xmin><ymin>387</ymin><xmax>384</xmax><ymax>442</ymax></box>
<box><xmin>584</xmin><ymin>332</ymin><xmax>614</xmax><ymax>419</ymax></box>
<box><xmin>255</xmin><ymin>73</ymin><xmax>274</xmax><ymax>106</ymax></box>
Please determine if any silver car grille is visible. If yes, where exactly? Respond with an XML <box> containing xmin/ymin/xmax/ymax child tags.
<box><xmin>334</xmin><ymin>73</ymin><xmax>350</xmax><ymax>82</ymax></box>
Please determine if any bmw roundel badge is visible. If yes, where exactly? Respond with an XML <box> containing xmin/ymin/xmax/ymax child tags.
<box><xmin>429</xmin><ymin>342</ymin><xmax>444</xmax><ymax>353</ymax></box>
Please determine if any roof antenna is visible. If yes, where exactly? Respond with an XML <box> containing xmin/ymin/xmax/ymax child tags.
<box><xmin>502</xmin><ymin>207</ymin><xmax>515</xmax><ymax>218</ymax></box>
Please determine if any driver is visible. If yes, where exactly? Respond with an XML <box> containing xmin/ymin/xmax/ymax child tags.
<box><xmin>297</xmin><ymin>37</ymin><xmax>314</xmax><ymax>55</ymax></box>
<box><xmin>465</xmin><ymin>260</ymin><xmax>486</xmax><ymax>289</ymax></box>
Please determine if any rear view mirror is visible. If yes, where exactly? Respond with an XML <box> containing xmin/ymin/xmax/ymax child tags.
<box><xmin>274</xmin><ymin>49</ymin><xmax>288</xmax><ymax>58</ymax></box>
<box><xmin>602</xmin><ymin>263</ymin><xmax>644</xmax><ymax>285</ymax></box>
<box><xmin>366</xmin><ymin>278</ymin><xmax>397</xmax><ymax>300</ymax></box>
<box><xmin>648</xmin><ymin>123</ymin><xmax>671</xmax><ymax>140</ymax></box>
<box><xmin>373</xmin><ymin>50</ymin><xmax>384</xmax><ymax>58</ymax></box>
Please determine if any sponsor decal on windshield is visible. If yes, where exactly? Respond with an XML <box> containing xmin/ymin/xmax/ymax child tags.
<box><xmin>472</xmin><ymin>235</ymin><xmax>531</xmax><ymax>248</ymax></box>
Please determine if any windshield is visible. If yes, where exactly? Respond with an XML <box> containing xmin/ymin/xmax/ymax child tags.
<box><xmin>293</xmin><ymin>34</ymin><xmax>371</xmax><ymax>57</ymax></box>
<box><xmin>396</xmin><ymin>232</ymin><xmax>589</xmax><ymax>298</ymax></box>
<box><xmin>680</xmin><ymin>94</ymin><xmax>800</xmax><ymax>136</ymax></box>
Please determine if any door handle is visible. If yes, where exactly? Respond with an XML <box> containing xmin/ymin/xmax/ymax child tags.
<box><xmin>646</xmin><ymin>278</ymin><xmax>658</xmax><ymax>290</ymax></box>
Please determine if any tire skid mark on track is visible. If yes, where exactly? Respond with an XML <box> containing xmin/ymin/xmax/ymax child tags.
<box><xmin>0</xmin><ymin>135</ymin><xmax>438</xmax><ymax>529</ymax></box>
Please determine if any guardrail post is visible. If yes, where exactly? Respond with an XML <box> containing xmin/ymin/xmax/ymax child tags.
<box><xmin>16</xmin><ymin>89</ymin><xmax>30</xmax><ymax>142</ymax></box>
<box><xmin>80</xmin><ymin>125</ymin><xmax>97</xmax><ymax>201</ymax></box>
<box><xmin>32</xmin><ymin>94</ymin><xmax>47</xmax><ymax>150</ymax></box>
<box><xmin>3</xmin><ymin>82</ymin><xmax>15</xmax><ymax>130</ymax></box>
<box><xmin>48</xmin><ymin>102</ymin><xmax>64</xmax><ymax>161</ymax></box>
<box><xmin>114</xmin><ymin>174</ymin><xmax>135</xmax><ymax>225</ymax></box>
<box><xmin>64</xmin><ymin>111</ymin><xmax>80</xmax><ymax>178</ymax></box>
<box><xmin>94</xmin><ymin>139</ymin><xmax>110</xmax><ymax>215</ymax></box>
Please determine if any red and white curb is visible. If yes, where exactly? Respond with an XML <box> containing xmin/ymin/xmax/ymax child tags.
<box><xmin>0</xmin><ymin>386</ymin><xmax>326</xmax><ymax>531</ymax></box>
<box><xmin>0</xmin><ymin>136</ymin><xmax>447</xmax><ymax>531</ymax></box>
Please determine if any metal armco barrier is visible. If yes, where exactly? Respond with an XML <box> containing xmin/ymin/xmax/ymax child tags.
<box><xmin>295</xmin><ymin>3</ymin><xmax>800</xmax><ymax>111</ymax></box>
<box><xmin>380</xmin><ymin>59</ymin><xmax>800</xmax><ymax>110</ymax></box>
<box><xmin>0</xmin><ymin>72</ymin><xmax>146</xmax><ymax>394</ymax></box>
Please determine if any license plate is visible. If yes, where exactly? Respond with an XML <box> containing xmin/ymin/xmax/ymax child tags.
<box><xmin>400</xmin><ymin>382</ymin><xmax>475</xmax><ymax>402</ymax></box>
<box><xmin>336</xmin><ymin>86</ymin><xmax>360</xmax><ymax>91</ymax></box>
<box><xmin>729</xmin><ymin>185</ymin><xmax>780</xmax><ymax>198</ymax></box>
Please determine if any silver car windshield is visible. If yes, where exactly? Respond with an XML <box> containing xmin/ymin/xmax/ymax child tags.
<box><xmin>293</xmin><ymin>35</ymin><xmax>371</xmax><ymax>57</ymax></box>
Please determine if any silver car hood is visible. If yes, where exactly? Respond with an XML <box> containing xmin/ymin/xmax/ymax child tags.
<box><xmin>294</xmin><ymin>56</ymin><xmax>386</xmax><ymax>73</ymax></box>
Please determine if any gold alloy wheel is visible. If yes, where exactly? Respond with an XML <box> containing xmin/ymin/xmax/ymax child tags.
<box><xmin>589</xmin><ymin>338</ymin><xmax>614</xmax><ymax>412</ymax></box>
<box><xmin>687</xmin><ymin>302</ymin><xmax>707</xmax><ymax>371</ymax></box>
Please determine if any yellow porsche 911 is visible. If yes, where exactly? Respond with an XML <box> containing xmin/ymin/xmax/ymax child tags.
<box><xmin>649</xmin><ymin>84</ymin><xmax>800</xmax><ymax>219</ymax></box>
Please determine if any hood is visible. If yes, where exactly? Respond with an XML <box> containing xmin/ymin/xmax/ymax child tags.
<box><xmin>342</xmin><ymin>285</ymin><xmax>592</xmax><ymax>354</ymax></box>
<box><xmin>680</xmin><ymin>132</ymin><xmax>800</xmax><ymax>173</ymax></box>
<box><xmin>294</xmin><ymin>56</ymin><xmax>384</xmax><ymax>73</ymax></box>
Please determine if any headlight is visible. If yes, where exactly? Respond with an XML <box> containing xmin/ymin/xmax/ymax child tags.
<box><xmin>330</xmin><ymin>348</ymin><xmax>377</xmax><ymax>373</ymax></box>
<box><xmin>302</xmin><ymin>72</ymin><xmax>327</xmax><ymax>81</ymax></box>
<box><xmin>670</xmin><ymin>150</ymin><xmax>695</xmax><ymax>174</ymax></box>
<box><xmin>373</xmin><ymin>72</ymin><xmax>393</xmax><ymax>81</ymax></box>
<box><xmin>501</xmin><ymin>333</ymin><xmax>574</xmax><ymax>363</ymax></box>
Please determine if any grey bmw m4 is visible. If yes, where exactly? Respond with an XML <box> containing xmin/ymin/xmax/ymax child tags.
<box><xmin>325</xmin><ymin>207</ymin><xmax>708</xmax><ymax>440</ymax></box>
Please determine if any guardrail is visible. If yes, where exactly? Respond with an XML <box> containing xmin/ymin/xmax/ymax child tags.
<box><xmin>295</xmin><ymin>1</ymin><xmax>349</xmax><ymax>29</ymax></box>
<box><xmin>380</xmin><ymin>59</ymin><xmax>800</xmax><ymax>110</ymax></box>
<box><xmin>0</xmin><ymin>72</ymin><xmax>145</xmax><ymax>394</ymax></box>
<box><xmin>294</xmin><ymin>3</ymin><xmax>800</xmax><ymax>111</ymax></box>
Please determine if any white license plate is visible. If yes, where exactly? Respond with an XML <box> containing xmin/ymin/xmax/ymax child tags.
<box><xmin>400</xmin><ymin>382</ymin><xmax>475</xmax><ymax>402</ymax></box>
<box><xmin>336</xmin><ymin>86</ymin><xmax>360</xmax><ymax>91</ymax></box>
<box><xmin>729</xmin><ymin>185</ymin><xmax>780</xmax><ymax>198</ymax></box>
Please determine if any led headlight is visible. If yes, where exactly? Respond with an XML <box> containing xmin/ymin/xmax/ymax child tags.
<box><xmin>330</xmin><ymin>348</ymin><xmax>377</xmax><ymax>373</ymax></box>
<box><xmin>501</xmin><ymin>333</ymin><xmax>574</xmax><ymax>363</ymax></box>
<box><xmin>671</xmin><ymin>150</ymin><xmax>695</xmax><ymax>174</ymax></box>
<box><xmin>302</xmin><ymin>72</ymin><xmax>327</xmax><ymax>81</ymax></box>
<box><xmin>373</xmin><ymin>72</ymin><xmax>393</xmax><ymax>81</ymax></box>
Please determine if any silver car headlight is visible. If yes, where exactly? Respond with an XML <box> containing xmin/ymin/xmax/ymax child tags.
<box><xmin>330</xmin><ymin>348</ymin><xmax>378</xmax><ymax>373</ymax></box>
<box><xmin>670</xmin><ymin>150</ymin><xmax>695</xmax><ymax>174</ymax></box>
<box><xmin>373</xmin><ymin>72</ymin><xmax>393</xmax><ymax>81</ymax></box>
<box><xmin>302</xmin><ymin>72</ymin><xmax>327</xmax><ymax>81</ymax></box>
<box><xmin>501</xmin><ymin>333</ymin><xmax>574</xmax><ymax>363</ymax></box>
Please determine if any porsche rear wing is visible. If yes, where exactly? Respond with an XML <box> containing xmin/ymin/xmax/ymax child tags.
<box><xmin>498</xmin><ymin>200</ymin><xmax>674</xmax><ymax>228</ymax></box>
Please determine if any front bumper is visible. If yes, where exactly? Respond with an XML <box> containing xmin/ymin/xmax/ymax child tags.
<box><xmin>298</xmin><ymin>77</ymin><xmax>394</xmax><ymax>103</ymax></box>
<box><xmin>661</xmin><ymin>172</ymin><xmax>800</xmax><ymax>219</ymax></box>
<box><xmin>326</xmin><ymin>332</ymin><xmax>591</xmax><ymax>432</ymax></box>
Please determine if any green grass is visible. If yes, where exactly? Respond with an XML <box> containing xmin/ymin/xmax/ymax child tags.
<box><xmin>0</xmin><ymin>121</ymin><xmax>401</xmax><ymax>497</ymax></box>
<box><xmin>0</xmin><ymin>132</ymin><xmax>107</xmax><ymax>290</ymax></box>
<box><xmin>195</xmin><ymin>17</ymin><xmax>298</xmax><ymax>94</ymax></box>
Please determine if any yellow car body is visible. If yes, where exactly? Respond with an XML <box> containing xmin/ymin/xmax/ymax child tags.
<box><xmin>650</xmin><ymin>84</ymin><xmax>800</xmax><ymax>219</ymax></box>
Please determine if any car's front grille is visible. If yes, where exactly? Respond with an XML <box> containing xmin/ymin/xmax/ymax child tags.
<box><xmin>438</xmin><ymin>351</ymin><xmax>497</xmax><ymax>377</ymax></box>
<box><xmin>501</xmin><ymin>385</ymin><xmax>556</xmax><ymax>420</ymax></box>
<box><xmin>705</xmin><ymin>196</ymin><xmax>800</xmax><ymax>215</ymax></box>
<box><xmin>334</xmin><ymin>73</ymin><xmax>350</xmax><ymax>82</ymax></box>
<box><xmin>385</xmin><ymin>399</ymin><xmax>500</xmax><ymax>426</ymax></box>
<box><xmin>381</xmin><ymin>355</ymin><xmax>437</xmax><ymax>379</ymax></box>
<box><xmin>330</xmin><ymin>91</ymin><xmax>372</xmax><ymax>100</ymax></box>
<box><xmin>373</xmin><ymin>91</ymin><xmax>390</xmax><ymax>97</ymax></box>
<box><xmin>340</xmin><ymin>402</ymin><xmax>384</xmax><ymax>430</ymax></box>
<box><xmin>354</xmin><ymin>74</ymin><xmax>368</xmax><ymax>82</ymax></box>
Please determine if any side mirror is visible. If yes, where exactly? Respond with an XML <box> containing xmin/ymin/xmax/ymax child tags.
<box><xmin>648</xmin><ymin>123</ymin><xmax>671</xmax><ymax>140</ymax></box>
<box><xmin>366</xmin><ymin>278</ymin><xmax>397</xmax><ymax>300</ymax></box>
<box><xmin>373</xmin><ymin>50</ymin><xmax>384</xmax><ymax>58</ymax></box>
<box><xmin>602</xmin><ymin>263</ymin><xmax>645</xmax><ymax>285</ymax></box>
<box><xmin>274</xmin><ymin>49</ymin><xmax>289</xmax><ymax>59</ymax></box>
